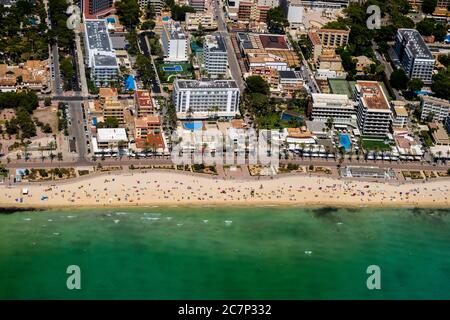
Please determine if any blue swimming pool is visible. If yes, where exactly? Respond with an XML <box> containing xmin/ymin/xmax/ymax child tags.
<box><xmin>280</xmin><ymin>111</ymin><xmax>302</xmax><ymax>122</ymax></box>
<box><xmin>339</xmin><ymin>134</ymin><xmax>351</xmax><ymax>151</ymax></box>
<box><xmin>183</xmin><ymin>121</ymin><xmax>203</xmax><ymax>131</ymax></box>
<box><xmin>163</xmin><ymin>65</ymin><xmax>183</xmax><ymax>72</ymax></box>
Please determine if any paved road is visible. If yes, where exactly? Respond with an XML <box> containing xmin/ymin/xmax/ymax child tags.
<box><xmin>372</xmin><ymin>40</ymin><xmax>402</xmax><ymax>100</ymax></box>
<box><xmin>5</xmin><ymin>155</ymin><xmax>448</xmax><ymax>172</ymax></box>
<box><xmin>138</xmin><ymin>31</ymin><xmax>162</xmax><ymax>94</ymax></box>
<box><xmin>214</xmin><ymin>0</ymin><xmax>245</xmax><ymax>92</ymax></box>
<box><xmin>67</xmin><ymin>100</ymin><xmax>89</xmax><ymax>165</ymax></box>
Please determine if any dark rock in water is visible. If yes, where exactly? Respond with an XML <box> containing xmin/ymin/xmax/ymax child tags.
<box><xmin>312</xmin><ymin>207</ymin><xmax>339</xmax><ymax>218</ymax></box>
<box><xmin>0</xmin><ymin>207</ymin><xmax>42</xmax><ymax>215</ymax></box>
<box><xmin>409</xmin><ymin>208</ymin><xmax>450</xmax><ymax>217</ymax></box>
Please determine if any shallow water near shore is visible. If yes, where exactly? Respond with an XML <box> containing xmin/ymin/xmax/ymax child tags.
<box><xmin>1</xmin><ymin>206</ymin><xmax>450</xmax><ymax>299</ymax></box>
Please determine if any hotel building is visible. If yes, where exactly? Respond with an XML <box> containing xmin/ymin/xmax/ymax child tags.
<box><xmin>160</xmin><ymin>21</ymin><xmax>188</xmax><ymax>62</ymax></box>
<box><xmin>172</xmin><ymin>80</ymin><xmax>240</xmax><ymax>119</ymax></box>
<box><xmin>310</xmin><ymin>93</ymin><xmax>356</xmax><ymax>123</ymax></box>
<box><xmin>203</xmin><ymin>34</ymin><xmax>228</xmax><ymax>76</ymax></box>
<box><xmin>84</xmin><ymin>19</ymin><xmax>119</xmax><ymax>87</ymax></box>
<box><xmin>420</xmin><ymin>95</ymin><xmax>450</xmax><ymax>122</ymax></box>
<box><xmin>355</xmin><ymin>81</ymin><xmax>392</xmax><ymax>136</ymax></box>
<box><xmin>394</xmin><ymin>29</ymin><xmax>435</xmax><ymax>84</ymax></box>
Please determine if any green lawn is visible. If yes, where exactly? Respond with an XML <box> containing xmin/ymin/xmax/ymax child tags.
<box><xmin>361</xmin><ymin>138</ymin><xmax>391</xmax><ymax>151</ymax></box>
<box><xmin>256</xmin><ymin>112</ymin><xmax>301</xmax><ymax>129</ymax></box>
<box><xmin>156</xmin><ymin>61</ymin><xmax>194</xmax><ymax>83</ymax></box>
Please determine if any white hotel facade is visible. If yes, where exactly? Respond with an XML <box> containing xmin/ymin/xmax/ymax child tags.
<box><xmin>172</xmin><ymin>80</ymin><xmax>240</xmax><ymax>119</ymax></box>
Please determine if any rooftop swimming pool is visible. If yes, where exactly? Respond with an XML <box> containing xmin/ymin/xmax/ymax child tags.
<box><xmin>183</xmin><ymin>121</ymin><xmax>203</xmax><ymax>131</ymax></box>
<box><xmin>339</xmin><ymin>134</ymin><xmax>351</xmax><ymax>151</ymax></box>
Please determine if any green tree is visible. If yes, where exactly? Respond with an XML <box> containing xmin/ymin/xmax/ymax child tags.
<box><xmin>407</xmin><ymin>78</ymin><xmax>424</xmax><ymax>93</ymax></box>
<box><xmin>116</xmin><ymin>0</ymin><xmax>141</xmax><ymax>30</ymax></box>
<box><xmin>267</xmin><ymin>6</ymin><xmax>289</xmax><ymax>33</ymax></box>
<box><xmin>431</xmin><ymin>68</ymin><xmax>450</xmax><ymax>100</ymax></box>
<box><xmin>245</xmin><ymin>76</ymin><xmax>270</xmax><ymax>95</ymax></box>
<box><xmin>416</xmin><ymin>18</ymin><xmax>435</xmax><ymax>36</ymax></box>
<box><xmin>390</xmin><ymin>69</ymin><xmax>409</xmax><ymax>90</ymax></box>
<box><xmin>422</xmin><ymin>0</ymin><xmax>437</xmax><ymax>14</ymax></box>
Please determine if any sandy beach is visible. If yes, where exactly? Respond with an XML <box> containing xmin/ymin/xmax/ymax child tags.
<box><xmin>1</xmin><ymin>171</ymin><xmax>449</xmax><ymax>209</ymax></box>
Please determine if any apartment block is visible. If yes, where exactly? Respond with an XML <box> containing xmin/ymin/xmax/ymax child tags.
<box><xmin>185</xmin><ymin>11</ymin><xmax>218</xmax><ymax>31</ymax></box>
<box><xmin>238</xmin><ymin>1</ymin><xmax>270</xmax><ymax>22</ymax></box>
<box><xmin>317</xmin><ymin>28</ymin><xmax>350</xmax><ymax>48</ymax></box>
<box><xmin>390</xmin><ymin>101</ymin><xmax>408</xmax><ymax>128</ymax></box>
<box><xmin>134</xmin><ymin>116</ymin><xmax>161</xmax><ymax>139</ymax></box>
<box><xmin>135</xmin><ymin>90</ymin><xmax>155</xmax><ymax>117</ymax></box>
<box><xmin>138</xmin><ymin>0</ymin><xmax>164</xmax><ymax>13</ymax></box>
<box><xmin>394</xmin><ymin>29</ymin><xmax>435</xmax><ymax>84</ymax></box>
<box><xmin>420</xmin><ymin>95</ymin><xmax>450</xmax><ymax>122</ymax></box>
<box><xmin>160</xmin><ymin>21</ymin><xmax>188</xmax><ymax>62</ymax></box>
<box><xmin>203</xmin><ymin>34</ymin><xmax>228</xmax><ymax>76</ymax></box>
<box><xmin>172</xmin><ymin>80</ymin><xmax>240</xmax><ymax>119</ymax></box>
<box><xmin>355</xmin><ymin>81</ymin><xmax>392</xmax><ymax>136</ymax></box>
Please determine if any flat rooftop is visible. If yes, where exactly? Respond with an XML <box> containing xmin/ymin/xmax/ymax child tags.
<box><xmin>279</xmin><ymin>70</ymin><xmax>302</xmax><ymax>79</ymax></box>
<box><xmin>85</xmin><ymin>19</ymin><xmax>112</xmax><ymax>52</ymax></box>
<box><xmin>135</xmin><ymin>90</ymin><xmax>152</xmax><ymax>107</ymax></box>
<box><xmin>163</xmin><ymin>21</ymin><xmax>186</xmax><ymax>40</ymax></box>
<box><xmin>175</xmin><ymin>80</ymin><xmax>238</xmax><ymax>89</ymax></box>
<box><xmin>355</xmin><ymin>81</ymin><xmax>390</xmax><ymax>111</ymax></box>
<box><xmin>312</xmin><ymin>93</ymin><xmax>355</xmax><ymax>107</ymax></box>
<box><xmin>397</xmin><ymin>29</ymin><xmax>433</xmax><ymax>60</ymax></box>
<box><xmin>97</xmin><ymin>128</ymin><xmax>127</xmax><ymax>142</ymax></box>
<box><xmin>93</xmin><ymin>54</ymin><xmax>117</xmax><ymax>67</ymax></box>
<box><xmin>204</xmin><ymin>34</ymin><xmax>226</xmax><ymax>52</ymax></box>
<box><xmin>237</xmin><ymin>32</ymin><xmax>289</xmax><ymax>50</ymax></box>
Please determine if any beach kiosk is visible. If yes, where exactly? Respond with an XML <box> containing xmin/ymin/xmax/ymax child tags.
<box><xmin>22</xmin><ymin>188</ymin><xmax>28</xmax><ymax>195</ymax></box>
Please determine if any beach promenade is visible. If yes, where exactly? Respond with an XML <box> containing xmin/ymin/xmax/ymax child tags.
<box><xmin>1</xmin><ymin>170</ymin><xmax>449</xmax><ymax>209</ymax></box>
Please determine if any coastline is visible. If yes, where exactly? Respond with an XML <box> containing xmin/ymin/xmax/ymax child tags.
<box><xmin>1</xmin><ymin>170</ymin><xmax>449</xmax><ymax>210</ymax></box>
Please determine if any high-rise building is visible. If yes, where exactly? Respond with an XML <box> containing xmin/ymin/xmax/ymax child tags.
<box><xmin>394</xmin><ymin>29</ymin><xmax>435</xmax><ymax>84</ymax></box>
<box><xmin>82</xmin><ymin>0</ymin><xmax>114</xmax><ymax>18</ymax></box>
<box><xmin>172</xmin><ymin>80</ymin><xmax>240</xmax><ymax>119</ymax></box>
<box><xmin>203</xmin><ymin>34</ymin><xmax>228</xmax><ymax>76</ymax></box>
<box><xmin>83</xmin><ymin>20</ymin><xmax>119</xmax><ymax>87</ymax></box>
<box><xmin>160</xmin><ymin>21</ymin><xmax>188</xmax><ymax>62</ymax></box>
<box><xmin>355</xmin><ymin>81</ymin><xmax>392</xmax><ymax>136</ymax></box>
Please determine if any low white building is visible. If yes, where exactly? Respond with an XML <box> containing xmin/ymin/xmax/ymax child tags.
<box><xmin>92</xmin><ymin>128</ymin><xmax>129</xmax><ymax>154</ymax></box>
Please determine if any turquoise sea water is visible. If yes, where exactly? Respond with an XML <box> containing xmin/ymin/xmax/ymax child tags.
<box><xmin>0</xmin><ymin>207</ymin><xmax>450</xmax><ymax>299</ymax></box>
